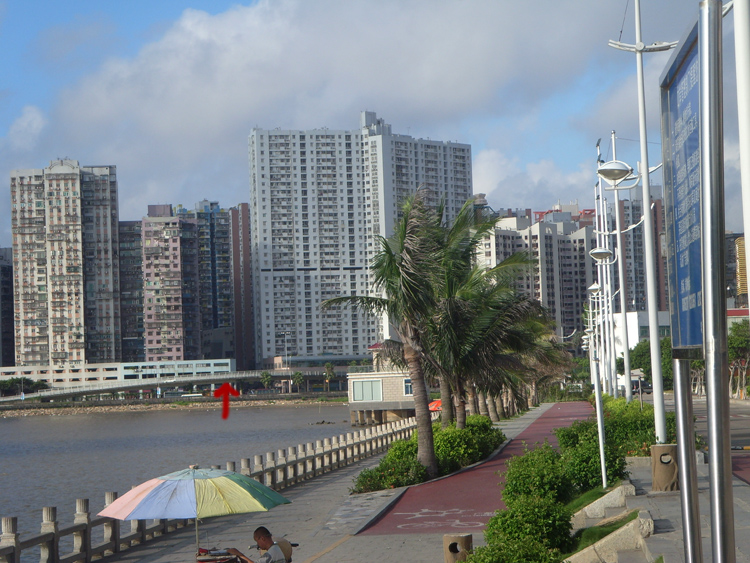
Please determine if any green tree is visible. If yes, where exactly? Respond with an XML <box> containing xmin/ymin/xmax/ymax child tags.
<box><xmin>322</xmin><ymin>189</ymin><xmax>441</xmax><ymax>477</ymax></box>
<box><xmin>629</xmin><ymin>337</ymin><xmax>673</xmax><ymax>390</ymax></box>
<box><xmin>292</xmin><ymin>371</ymin><xmax>305</xmax><ymax>393</ymax></box>
<box><xmin>260</xmin><ymin>371</ymin><xmax>273</xmax><ymax>390</ymax></box>
<box><xmin>728</xmin><ymin>320</ymin><xmax>750</xmax><ymax>397</ymax></box>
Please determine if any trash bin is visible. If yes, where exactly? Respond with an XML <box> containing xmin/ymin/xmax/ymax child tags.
<box><xmin>651</xmin><ymin>444</ymin><xmax>679</xmax><ymax>492</ymax></box>
<box><xmin>443</xmin><ymin>533</ymin><xmax>472</xmax><ymax>563</ymax></box>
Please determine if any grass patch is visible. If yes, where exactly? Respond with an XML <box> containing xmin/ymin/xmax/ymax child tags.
<box><xmin>316</xmin><ymin>397</ymin><xmax>348</xmax><ymax>403</ymax></box>
<box><xmin>563</xmin><ymin>479</ymin><xmax>620</xmax><ymax>514</ymax></box>
<box><xmin>563</xmin><ymin>509</ymin><xmax>638</xmax><ymax>557</ymax></box>
<box><xmin>653</xmin><ymin>557</ymin><xmax>664</xmax><ymax>563</ymax></box>
<box><xmin>171</xmin><ymin>400</ymin><xmax>192</xmax><ymax>406</ymax></box>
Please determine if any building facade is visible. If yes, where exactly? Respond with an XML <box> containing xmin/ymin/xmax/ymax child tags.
<box><xmin>119</xmin><ymin>220</ymin><xmax>144</xmax><ymax>362</ymax></box>
<box><xmin>141</xmin><ymin>205</ymin><xmax>201</xmax><ymax>361</ymax></box>
<box><xmin>0</xmin><ymin>248</ymin><xmax>14</xmax><ymax>367</ymax></box>
<box><xmin>175</xmin><ymin>200</ymin><xmax>233</xmax><ymax>339</ymax></box>
<box><xmin>10</xmin><ymin>160</ymin><xmax>121</xmax><ymax>367</ymax></box>
<box><xmin>248</xmin><ymin>111</ymin><xmax>473</xmax><ymax>367</ymax></box>
<box><xmin>229</xmin><ymin>203</ymin><xmax>254</xmax><ymax>371</ymax></box>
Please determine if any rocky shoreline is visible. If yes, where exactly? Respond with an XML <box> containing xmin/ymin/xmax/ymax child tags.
<box><xmin>0</xmin><ymin>398</ymin><xmax>346</xmax><ymax>418</ymax></box>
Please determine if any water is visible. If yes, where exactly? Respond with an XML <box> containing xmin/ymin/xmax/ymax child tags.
<box><xmin>0</xmin><ymin>403</ymin><xmax>351</xmax><ymax>537</ymax></box>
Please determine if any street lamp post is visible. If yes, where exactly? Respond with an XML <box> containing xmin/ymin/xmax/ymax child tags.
<box><xmin>590</xmin><ymin>246</ymin><xmax>618</xmax><ymax>397</ymax></box>
<box><xmin>596</xmin><ymin>132</ymin><xmax>636</xmax><ymax>403</ymax></box>
<box><xmin>586</xmin><ymin>285</ymin><xmax>608</xmax><ymax>488</ymax></box>
<box><xmin>607</xmin><ymin>0</ymin><xmax>674</xmax><ymax>443</ymax></box>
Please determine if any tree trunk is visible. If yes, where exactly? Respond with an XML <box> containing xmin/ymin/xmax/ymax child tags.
<box><xmin>495</xmin><ymin>394</ymin><xmax>506</xmax><ymax>419</ymax></box>
<box><xmin>477</xmin><ymin>391</ymin><xmax>490</xmax><ymax>417</ymax></box>
<box><xmin>454</xmin><ymin>379</ymin><xmax>467</xmax><ymax>429</ymax></box>
<box><xmin>439</xmin><ymin>374</ymin><xmax>454</xmax><ymax>428</ymax></box>
<box><xmin>487</xmin><ymin>394</ymin><xmax>500</xmax><ymax>422</ymax></box>
<box><xmin>466</xmin><ymin>386</ymin><xmax>477</xmax><ymax>416</ymax></box>
<box><xmin>404</xmin><ymin>342</ymin><xmax>438</xmax><ymax>478</ymax></box>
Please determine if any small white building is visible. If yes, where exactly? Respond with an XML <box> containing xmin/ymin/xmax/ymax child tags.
<box><xmin>347</xmin><ymin>370</ymin><xmax>415</xmax><ymax>425</ymax></box>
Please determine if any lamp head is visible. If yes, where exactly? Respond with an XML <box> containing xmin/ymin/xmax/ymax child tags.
<box><xmin>590</xmin><ymin>247</ymin><xmax>613</xmax><ymax>261</ymax></box>
<box><xmin>597</xmin><ymin>160</ymin><xmax>633</xmax><ymax>184</ymax></box>
<box><xmin>588</xmin><ymin>282</ymin><xmax>601</xmax><ymax>294</ymax></box>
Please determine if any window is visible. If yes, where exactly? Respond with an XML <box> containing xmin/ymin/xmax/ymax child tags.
<box><xmin>352</xmin><ymin>380</ymin><xmax>382</xmax><ymax>402</ymax></box>
<box><xmin>403</xmin><ymin>378</ymin><xmax>413</xmax><ymax>396</ymax></box>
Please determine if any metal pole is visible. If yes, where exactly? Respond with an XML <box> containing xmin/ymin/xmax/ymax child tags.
<box><xmin>595</xmin><ymin>186</ymin><xmax>611</xmax><ymax>394</ymax></box>
<box><xmin>589</xmin><ymin>297</ymin><xmax>608</xmax><ymax>488</ymax></box>
<box><xmin>611</xmin><ymin>132</ymin><xmax>633</xmax><ymax>402</ymax></box>
<box><xmin>674</xmin><ymin>358</ymin><xmax>703</xmax><ymax>563</ymax></box>
<box><xmin>701</xmin><ymin>2</ymin><xmax>735</xmax><ymax>561</ymax></box>
<box><xmin>634</xmin><ymin>0</ymin><xmax>667</xmax><ymax>442</ymax></box>
<box><xmin>735</xmin><ymin>0</ymin><xmax>750</xmax><ymax>308</ymax></box>
<box><xmin>603</xmin><ymin>224</ymin><xmax>618</xmax><ymax>398</ymax></box>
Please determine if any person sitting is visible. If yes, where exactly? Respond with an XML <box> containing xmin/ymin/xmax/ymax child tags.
<box><xmin>226</xmin><ymin>526</ymin><xmax>290</xmax><ymax>563</ymax></box>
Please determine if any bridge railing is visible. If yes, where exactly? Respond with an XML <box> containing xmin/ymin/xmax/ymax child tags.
<box><xmin>0</xmin><ymin>416</ymin><xmax>417</xmax><ymax>563</ymax></box>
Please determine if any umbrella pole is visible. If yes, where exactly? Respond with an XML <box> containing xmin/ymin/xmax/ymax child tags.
<box><xmin>195</xmin><ymin>518</ymin><xmax>200</xmax><ymax>552</ymax></box>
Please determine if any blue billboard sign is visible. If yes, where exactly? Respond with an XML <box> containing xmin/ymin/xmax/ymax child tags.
<box><xmin>660</xmin><ymin>22</ymin><xmax>702</xmax><ymax>350</ymax></box>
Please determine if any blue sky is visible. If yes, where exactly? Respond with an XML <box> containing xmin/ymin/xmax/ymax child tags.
<box><xmin>0</xmin><ymin>0</ymin><xmax>741</xmax><ymax>246</ymax></box>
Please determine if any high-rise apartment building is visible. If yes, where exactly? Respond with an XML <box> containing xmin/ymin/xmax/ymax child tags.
<box><xmin>0</xmin><ymin>248</ymin><xmax>14</xmax><ymax>367</ymax></box>
<box><xmin>175</xmin><ymin>200</ymin><xmax>233</xmax><ymax>340</ymax></box>
<box><xmin>481</xmin><ymin>196</ymin><xmax>668</xmax><ymax>348</ymax></box>
<box><xmin>10</xmin><ymin>160</ymin><xmax>121</xmax><ymax>367</ymax></box>
<box><xmin>119</xmin><ymin>220</ymin><xmax>144</xmax><ymax>362</ymax></box>
<box><xmin>248</xmin><ymin>111</ymin><xmax>473</xmax><ymax>367</ymax></box>
<box><xmin>229</xmin><ymin>203</ymin><xmax>254</xmax><ymax>371</ymax></box>
<box><xmin>482</xmin><ymin>210</ymin><xmax>597</xmax><ymax>342</ymax></box>
<box><xmin>141</xmin><ymin>205</ymin><xmax>201</xmax><ymax>361</ymax></box>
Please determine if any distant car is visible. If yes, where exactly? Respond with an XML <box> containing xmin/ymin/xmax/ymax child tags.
<box><xmin>632</xmin><ymin>380</ymin><xmax>653</xmax><ymax>394</ymax></box>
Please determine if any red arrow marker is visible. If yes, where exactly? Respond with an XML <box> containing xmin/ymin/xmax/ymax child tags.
<box><xmin>214</xmin><ymin>383</ymin><xmax>240</xmax><ymax>419</ymax></box>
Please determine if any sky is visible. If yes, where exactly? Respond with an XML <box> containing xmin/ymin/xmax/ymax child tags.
<box><xmin>0</xmin><ymin>0</ymin><xmax>744</xmax><ymax>247</ymax></box>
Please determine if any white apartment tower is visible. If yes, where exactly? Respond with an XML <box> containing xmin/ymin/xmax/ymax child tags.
<box><xmin>482</xmin><ymin>211</ymin><xmax>598</xmax><ymax>342</ymax></box>
<box><xmin>249</xmin><ymin>112</ymin><xmax>473</xmax><ymax>366</ymax></box>
<box><xmin>10</xmin><ymin>160</ymin><xmax>121</xmax><ymax>367</ymax></box>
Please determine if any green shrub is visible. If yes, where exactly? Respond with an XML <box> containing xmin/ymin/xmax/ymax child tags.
<box><xmin>434</xmin><ymin>427</ymin><xmax>480</xmax><ymax>474</ymax></box>
<box><xmin>352</xmin><ymin>415</ymin><xmax>505</xmax><ymax>492</ymax></box>
<box><xmin>485</xmin><ymin>495</ymin><xmax>573</xmax><ymax>552</ymax></box>
<box><xmin>350</xmin><ymin>440</ymin><xmax>427</xmax><ymax>493</ymax></box>
<box><xmin>554</xmin><ymin>418</ymin><xmax>596</xmax><ymax>450</ymax></box>
<box><xmin>466</xmin><ymin>414</ymin><xmax>505</xmax><ymax>456</ymax></box>
<box><xmin>560</xmin><ymin>427</ymin><xmax>627</xmax><ymax>491</ymax></box>
<box><xmin>502</xmin><ymin>441</ymin><xmax>573</xmax><ymax>505</ymax></box>
<box><xmin>466</xmin><ymin>538</ymin><xmax>562</xmax><ymax>563</ymax></box>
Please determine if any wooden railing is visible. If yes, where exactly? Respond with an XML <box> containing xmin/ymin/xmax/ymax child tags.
<box><xmin>0</xmin><ymin>417</ymin><xmax>417</xmax><ymax>563</ymax></box>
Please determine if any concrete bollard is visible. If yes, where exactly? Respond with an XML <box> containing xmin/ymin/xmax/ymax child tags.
<box><xmin>276</xmin><ymin>449</ymin><xmax>287</xmax><ymax>488</ymax></box>
<box><xmin>40</xmin><ymin>506</ymin><xmax>60</xmax><ymax>562</ymax></box>
<box><xmin>296</xmin><ymin>444</ymin><xmax>307</xmax><ymax>481</ymax></box>
<box><xmin>443</xmin><ymin>533</ymin><xmax>472</xmax><ymax>563</ymax></box>
<box><xmin>226</xmin><ymin>461</ymin><xmax>236</xmax><ymax>472</ymax></box>
<box><xmin>0</xmin><ymin>516</ymin><xmax>20</xmax><ymax>563</ymax></box>
<box><xmin>240</xmin><ymin>458</ymin><xmax>251</xmax><ymax>476</ymax></box>
<box><xmin>264</xmin><ymin>452</ymin><xmax>276</xmax><ymax>488</ymax></box>
<box><xmin>73</xmin><ymin>498</ymin><xmax>91</xmax><ymax>558</ymax></box>
<box><xmin>253</xmin><ymin>455</ymin><xmax>264</xmax><ymax>483</ymax></box>
<box><xmin>287</xmin><ymin>446</ymin><xmax>297</xmax><ymax>485</ymax></box>
<box><xmin>103</xmin><ymin>493</ymin><xmax>121</xmax><ymax>552</ymax></box>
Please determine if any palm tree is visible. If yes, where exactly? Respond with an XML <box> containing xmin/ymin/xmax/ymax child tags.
<box><xmin>322</xmin><ymin>189</ymin><xmax>441</xmax><ymax>477</ymax></box>
<box><xmin>420</xmin><ymin>198</ymin><xmax>561</xmax><ymax>428</ymax></box>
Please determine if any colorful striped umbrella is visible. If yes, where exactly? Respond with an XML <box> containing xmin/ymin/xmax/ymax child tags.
<box><xmin>99</xmin><ymin>466</ymin><xmax>290</xmax><ymax>521</ymax></box>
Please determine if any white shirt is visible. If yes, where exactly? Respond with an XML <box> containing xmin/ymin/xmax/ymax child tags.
<box><xmin>257</xmin><ymin>543</ymin><xmax>287</xmax><ymax>563</ymax></box>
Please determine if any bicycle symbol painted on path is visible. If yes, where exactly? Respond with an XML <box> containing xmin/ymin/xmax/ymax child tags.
<box><xmin>393</xmin><ymin>508</ymin><xmax>484</xmax><ymax>529</ymax></box>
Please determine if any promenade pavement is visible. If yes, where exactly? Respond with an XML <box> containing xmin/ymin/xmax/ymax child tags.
<box><xmin>103</xmin><ymin>402</ymin><xmax>591</xmax><ymax>563</ymax></box>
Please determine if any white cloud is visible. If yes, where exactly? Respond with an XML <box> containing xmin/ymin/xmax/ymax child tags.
<box><xmin>0</xmin><ymin>0</ymin><xmax>715</xmax><ymax>238</ymax></box>
<box><xmin>6</xmin><ymin>106</ymin><xmax>46</xmax><ymax>151</ymax></box>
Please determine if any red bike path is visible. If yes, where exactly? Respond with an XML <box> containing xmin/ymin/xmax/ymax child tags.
<box><xmin>359</xmin><ymin>401</ymin><xmax>594</xmax><ymax>536</ymax></box>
